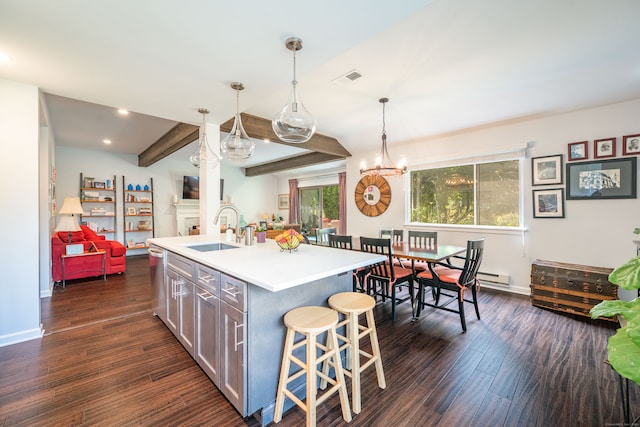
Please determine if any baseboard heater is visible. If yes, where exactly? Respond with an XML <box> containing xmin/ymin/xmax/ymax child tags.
<box><xmin>477</xmin><ymin>271</ymin><xmax>510</xmax><ymax>286</ymax></box>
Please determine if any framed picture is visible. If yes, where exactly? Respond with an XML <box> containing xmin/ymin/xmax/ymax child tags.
<box><xmin>127</xmin><ymin>207</ymin><xmax>136</xmax><ymax>215</ymax></box>
<box><xmin>622</xmin><ymin>134</ymin><xmax>640</xmax><ymax>156</ymax></box>
<box><xmin>278</xmin><ymin>194</ymin><xmax>289</xmax><ymax>210</ymax></box>
<box><xmin>83</xmin><ymin>177</ymin><xmax>95</xmax><ymax>188</ymax></box>
<box><xmin>594</xmin><ymin>137</ymin><xmax>616</xmax><ymax>159</ymax></box>
<box><xmin>533</xmin><ymin>188</ymin><xmax>565</xmax><ymax>218</ymax></box>
<box><xmin>93</xmin><ymin>181</ymin><xmax>106</xmax><ymax>189</ymax></box>
<box><xmin>566</xmin><ymin>157</ymin><xmax>637</xmax><ymax>200</ymax></box>
<box><xmin>531</xmin><ymin>154</ymin><xmax>563</xmax><ymax>185</ymax></box>
<box><xmin>568</xmin><ymin>141</ymin><xmax>588</xmax><ymax>161</ymax></box>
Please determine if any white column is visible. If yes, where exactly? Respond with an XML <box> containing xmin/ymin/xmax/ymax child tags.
<box><xmin>199</xmin><ymin>120</ymin><xmax>221</xmax><ymax>235</ymax></box>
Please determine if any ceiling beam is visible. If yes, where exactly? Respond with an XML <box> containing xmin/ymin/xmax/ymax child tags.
<box><xmin>220</xmin><ymin>113</ymin><xmax>351</xmax><ymax>158</ymax></box>
<box><xmin>244</xmin><ymin>152</ymin><xmax>343</xmax><ymax>177</ymax></box>
<box><xmin>138</xmin><ymin>123</ymin><xmax>199</xmax><ymax>167</ymax></box>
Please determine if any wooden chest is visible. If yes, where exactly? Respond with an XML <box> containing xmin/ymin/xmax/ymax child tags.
<box><xmin>530</xmin><ymin>259</ymin><xmax>617</xmax><ymax>321</ymax></box>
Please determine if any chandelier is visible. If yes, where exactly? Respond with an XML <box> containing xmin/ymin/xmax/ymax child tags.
<box><xmin>221</xmin><ymin>82</ymin><xmax>255</xmax><ymax>162</ymax></box>
<box><xmin>189</xmin><ymin>108</ymin><xmax>220</xmax><ymax>169</ymax></box>
<box><xmin>272</xmin><ymin>37</ymin><xmax>316</xmax><ymax>143</ymax></box>
<box><xmin>360</xmin><ymin>98</ymin><xmax>407</xmax><ymax>177</ymax></box>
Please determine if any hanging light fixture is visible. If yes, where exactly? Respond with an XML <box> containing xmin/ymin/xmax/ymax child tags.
<box><xmin>221</xmin><ymin>82</ymin><xmax>255</xmax><ymax>162</ymax></box>
<box><xmin>272</xmin><ymin>37</ymin><xmax>316</xmax><ymax>143</ymax></box>
<box><xmin>360</xmin><ymin>98</ymin><xmax>407</xmax><ymax>177</ymax></box>
<box><xmin>190</xmin><ymin>108</ymin><xmax>220</xmax><ymax>169</ymax></box>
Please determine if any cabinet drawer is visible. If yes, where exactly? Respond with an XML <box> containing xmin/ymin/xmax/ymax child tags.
<box><xmin>220</xmin><ymin>274</ymin><xmax>247</xmax><ymax>312</ymax></box>
<box><xmin>196</xmin><ymin>264</ymin><xmax>221</xmax><ymax>296</ymax></box>
<box><xmin>167</xmin><ymin>251</ymin><xmax>195</xmax><ymax>280</ymax></box>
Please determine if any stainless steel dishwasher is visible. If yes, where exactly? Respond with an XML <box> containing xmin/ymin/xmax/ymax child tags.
<box><xmin>148</xmin><ymin>245</ymin><xmax>166</xmax><ymax>322</ymax></box>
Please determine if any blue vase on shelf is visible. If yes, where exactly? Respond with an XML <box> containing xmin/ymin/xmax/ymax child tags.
<box><xmin>143</xmin><ymin>184</ymin><xmax>149</xmax><ymax>191</ymax></box>
<box><xmin>127</xmin><ymin>184</ymin><xmax>133</xmax><ymax>190</ymax></box>
<box><xmin>135</xmin><ymin>184</ymin><xmax>141</xmax><ymax>191</ymax></box>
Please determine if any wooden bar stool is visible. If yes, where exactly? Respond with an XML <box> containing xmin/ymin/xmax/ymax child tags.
<box><xmin>322</xmin><ymin>292</ymin><xmax>386</xmax><ymax>414</ymax></box>
<box><xmin>274</xmin><ymin>306</ymin><xmax>352</xmax><ymax>427</ymax></box>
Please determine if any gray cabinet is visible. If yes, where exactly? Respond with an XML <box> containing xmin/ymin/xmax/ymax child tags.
<box><xmin>195</xmin><ymin>265</ymin><xmax>221</xmax><ymax>386</ymax></box>
<box><xmin>220</xmin><ymin>275</ymin><xmax>247</xmax><ymax>414</ymax></box>
<box><xmin>167</xmin><ymin>253</ymin><xmax>196</xmax><ymax>356</ymax></box>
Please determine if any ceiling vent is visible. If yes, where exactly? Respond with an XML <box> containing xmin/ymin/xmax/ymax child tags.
<box><xmin>332</xmin><ymin>69</ymin><xmax>363</xmax><ymax>86</ymax></box>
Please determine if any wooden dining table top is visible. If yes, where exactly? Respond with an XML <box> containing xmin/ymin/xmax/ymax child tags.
<box><xmin>351</xmin><ymin>237</ymin><xmax>466</xmax><ymax>263</ymax></box>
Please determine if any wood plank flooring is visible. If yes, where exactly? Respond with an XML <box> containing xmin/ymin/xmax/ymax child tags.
<box><xmin>1</xmin><ymin>255</ymin><xmax>638</xmax><ymax>426</ymax></box>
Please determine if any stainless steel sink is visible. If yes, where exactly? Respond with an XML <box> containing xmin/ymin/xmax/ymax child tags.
<box><xmin>186</xmin><ymin>242</ymin><xmax>239</xmax><ymax>252</ymax></box>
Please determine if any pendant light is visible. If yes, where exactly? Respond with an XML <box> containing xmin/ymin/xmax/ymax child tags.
<box><xmin>360</xmin><ymin>98</ymin><xmax>407</xmax><ymax>177</ymax></box>
<box><xmin>272</xmin><ymin>37</ymin><xmax>316</xmax><ymax>143</ymax></box>
<box><xmin>221</xmin><ymin>82</ymin><xmax>255</xmax><ymax>162</ymax></box>
<box><xmin>189</xmin><ymin>108</ymin><xmax>220</xmax><ymax>169</ymax></box>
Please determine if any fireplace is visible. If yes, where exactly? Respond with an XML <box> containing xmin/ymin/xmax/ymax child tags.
<box><xmin>173</xmin><ymin>201</ymin><xmax>200</xmax><ymax>236</ymax></box>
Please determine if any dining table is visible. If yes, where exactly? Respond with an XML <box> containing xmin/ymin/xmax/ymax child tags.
<box><xmin>350</xmin><ymin>237</ymin><xmax>467</xmax><ymax>318</ymax></box>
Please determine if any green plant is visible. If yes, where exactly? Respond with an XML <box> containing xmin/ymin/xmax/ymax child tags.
<box><xmin>590</xmin><ymin>256</ymin><xmax>640</xmax><ymax>385</ymax></box>
<box><xmin>256</xmin><ymin>226</ymin><xmax>267</xmax><ymax>233</ymax></box>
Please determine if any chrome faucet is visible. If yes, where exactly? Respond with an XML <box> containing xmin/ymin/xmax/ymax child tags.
<box><xmin>214</xmin><ymin>204</ymin><xmax>241</xmax><ymax>240</ymax></box>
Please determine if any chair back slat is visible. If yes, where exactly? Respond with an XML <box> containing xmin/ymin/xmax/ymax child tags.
<box><xmin>458</xmin><ymin>238</ymin><xmax>485</xmax><ymax>287</ymax></box>
<box><xmin>360</xmin><ymin>236</ymin><xmax>395</xmax><ymax>281</ymax></box>
<box><xmin>379</xmin><ymin>229</ymin><xmax>404</xmax><ymax>243</ymax></box>
<box><xmin>407</xmin><ymin>230</ymin><xmax>437</xmax><ymax>249</ymax></box>
<box><xmin>316</xmin><ymin>227</ymin><xmax>337</xmax><ymax>245</ymax></box>
<box><xmin>328</xmin><ymin>234</ymin><xmax>353</xmax><ymax>250</ymax></box>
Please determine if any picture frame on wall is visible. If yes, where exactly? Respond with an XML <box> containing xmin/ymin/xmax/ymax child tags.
<box><xmin>278</xmin><ymin>194</ymin><xmax>289</xmax><ymax>210</ymax></box>
<box><xmin>531</xmin><ymin>154</ymin><xmax>563</xmax><ymax>185</ymax></box>
<box><xmin>566</xmin><ymin>157</ymin><xmax>637</xmax><ymax>200</ymax></box>
<box><xmin>622</xmin><ymin>134</ymin><xmax>640</xmax><ymax>156</ymax></box>
<box><xmin>568</xmin><ymin>141</ymin><xmax>588</xmax><ymax>161</ymax></box>
<box><xmin>532</xmin><ymin>188</ymin><xmax>564</xmax><ymax>218</ymax></box>
<box><xmin>594</xmin><ymin>137</ymin><xmax>616</xmax><ymax>159</ymax></box>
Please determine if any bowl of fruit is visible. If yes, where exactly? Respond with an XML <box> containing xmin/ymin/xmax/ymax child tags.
<box><xmin>275</xmin><ymin>229</ymin><xmax>304</xmax><ymax>252</ymax></box>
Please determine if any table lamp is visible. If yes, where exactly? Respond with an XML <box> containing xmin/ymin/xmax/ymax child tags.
<box><xmin>55</xmin><ymin>196</ymin><xmax>84</xmax><ymax>244</ymax></box>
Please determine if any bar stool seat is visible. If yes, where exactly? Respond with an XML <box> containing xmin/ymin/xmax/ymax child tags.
<box><xmin>322</xmin><ymin>292</ymin><xmax>386</xmax><ymax>414</ymax></box>
<box><xmin>274</xmin><ymin>306</ymin><xmax>352</xmax><ymax>427</ymax></box>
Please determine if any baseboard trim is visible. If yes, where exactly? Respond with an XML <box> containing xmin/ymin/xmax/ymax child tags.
<box><xmin>0</xmin><ymin>326</ymin><xmax>44</xmax><ymax>347</ymax></box>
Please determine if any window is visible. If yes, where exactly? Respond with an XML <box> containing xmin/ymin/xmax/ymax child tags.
<box><xmin>410</xmin><ymin>159</ymin><xmax>520</xmax><ymax>227</ymax></box>
<box><xmin>299</xmin><ymin>185</ymin><xmax>339</xmax><ymax>233</ymax></box>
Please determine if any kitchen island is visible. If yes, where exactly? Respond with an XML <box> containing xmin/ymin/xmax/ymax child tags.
<box><xmin>148</xmin><ymin>234</ymin><xmax>385</xmax><ymax>426</ymax></box>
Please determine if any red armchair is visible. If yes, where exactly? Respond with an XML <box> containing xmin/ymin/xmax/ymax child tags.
<box><xmin>51</xmin><ymin>225</ymin><xmax>127</xmax><ymax>283</ymax></box>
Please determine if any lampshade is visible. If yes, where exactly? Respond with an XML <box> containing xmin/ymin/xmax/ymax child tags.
<box><xmin>360</xmin><ymin>98</ymin><xmax>407</xmax><ymax>177</ymax></box>
<box><xmin>221</xmin><ymin>82</ymin><xmax>255</xmax><ymax>162</ymax></box>
<box><xmin>58</xmin><ymin>196</ymin><xmax>83</xmax><ymax>215</ymax></box>
<box><xmin>272</xmin><ymin>37</ymin><xmax>316</xmax><ymax>144</ymax></box>
<box><xmin>55</xmin><ymin>214</ymin><xmax>81</xmax><ymax>233</ymax></box>
<box><xmin>190</xmin><ymin>108</ymin><xmax>221</xmax><ymax>169</ymax></box>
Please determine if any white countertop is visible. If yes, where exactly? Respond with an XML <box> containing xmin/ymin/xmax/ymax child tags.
<box><xmin>148</xmin><ymin>234</ymin><xmax>386</xmax><ymax>292</ymax></box>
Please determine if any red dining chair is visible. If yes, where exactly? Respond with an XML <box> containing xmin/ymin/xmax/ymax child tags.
<box><xmin>414</xmin><ymin>238</ymin><xmax>484</xmax><ymax>332</ymax></box>
<box><xmin>360</xmin><ymin>236</ymin><xmax>414</xmax><ymax>321</ymax></box>
<box><xmin>328</xmin><ymin>234</ymin><xmax>367</xmax><ymax>293</ymax></box>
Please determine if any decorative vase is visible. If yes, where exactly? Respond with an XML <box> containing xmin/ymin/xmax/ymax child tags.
<box><xmin>256</xmin><ymin>231</ymin><xmax>267</xmax><ymax>243</ymax></box>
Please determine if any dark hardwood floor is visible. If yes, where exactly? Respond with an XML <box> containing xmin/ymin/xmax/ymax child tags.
<box><xmin>1</xmin><ymin>255</ymin><xmax>638</xmax><ymax>426</ymax></box>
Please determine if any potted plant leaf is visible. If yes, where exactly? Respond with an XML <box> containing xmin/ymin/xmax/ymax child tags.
<box><xmin>590</xmin><ymin>256</ymin><xmax>640</xmax><ymax>386</ymax></box>
<box><xmin>256</xmin><ymin>226</ymin><xmax>267</xmax><ymax>243</ymax></box>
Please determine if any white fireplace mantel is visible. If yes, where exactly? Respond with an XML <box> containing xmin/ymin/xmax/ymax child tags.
<box><xmin>173</xmin><ymin>201</ymin><xmax>200</xmax><ymax>236</ymax></box>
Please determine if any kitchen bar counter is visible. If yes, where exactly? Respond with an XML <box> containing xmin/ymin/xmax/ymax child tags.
<box><xmin>147</xmin><ymin>233</ymin><xmax>385</xmax><ymax>425</ymax></box>
<box><xmin>148</xmin><ymin>234</ymin><xmax>385</xmax><ymax>292</ymax></box>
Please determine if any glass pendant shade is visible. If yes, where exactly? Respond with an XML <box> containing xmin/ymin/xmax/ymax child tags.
<box><xmin>190</xmin><ymin>108</ymin><xmax>220</xmax><ymax>169</ymax></box>
<box><xmin>272</xmin><ymin>37</ymin><xmax>316</xmax><ymax>144</ymax></box>
<box><xmin>360</xmin><ymin>98</ymin><xmax>407</xmax><ymax>177</ymax></box>
<box><xmin>221</xmin><ymin>82</ymin><xmax>255</xmax><ymax>162</ymax></box>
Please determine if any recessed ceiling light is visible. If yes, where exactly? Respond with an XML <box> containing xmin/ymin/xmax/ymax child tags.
<box><xmin>0</xmin><ymin>53</ymin><xmax>13</xmax><ymax>63</ymax></box>
<box><xmin>103</xmin><ymin>139</ymin><xmax>112</xmax><ymax>144</ymax></box>
<box><xmin>117</xmin><ymin>109</ymin><xmax>129</xmax><ymax>115</ymax></box>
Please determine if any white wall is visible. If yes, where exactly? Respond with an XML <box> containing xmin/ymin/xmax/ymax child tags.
<box><xmin>0</xmin><ymin>79</ymin><xmax>42</xmax><ymax>346</ymax></box>
<box><xmin>347</xmin><ymin>98</ymin><xmax>640</xmax><ymax>295</ymax></box>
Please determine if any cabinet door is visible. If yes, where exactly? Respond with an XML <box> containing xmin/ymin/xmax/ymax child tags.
<box><xmin>220</xmin><ymin>301</ymin><xmax>247</xmax><ymax>415</ymax></box>
<box><xmin>178</xmin><ymin>279</ymin><xmax>196</xmax><ymax>356</ymax></box>
<box><xmin>166</xmin><ymin>269</ymin><xmax>179</xmax><ymax>334</ymax></box>
<box><xmin>196</xmin><ymin>285</ymin><xmax>220</xmax><ymax>386</ymax></box>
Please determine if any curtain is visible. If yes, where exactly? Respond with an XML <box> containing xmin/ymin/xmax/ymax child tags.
<box><xmin>338</xmin><ymin>172</ymin><xmax>347</xmax><ymax>235</ymax></box>
<box><xmin>288</xmin><ymin>179</ymin><xmax>299</xmax><ymax>225</ymax></box>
